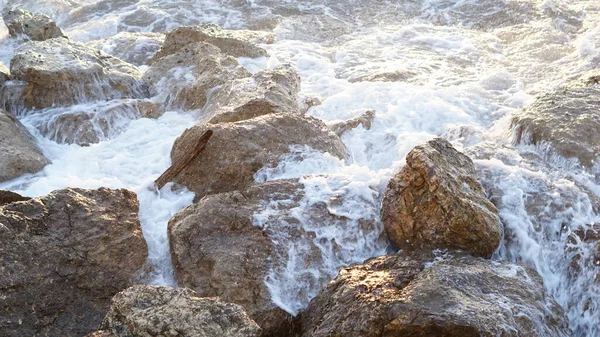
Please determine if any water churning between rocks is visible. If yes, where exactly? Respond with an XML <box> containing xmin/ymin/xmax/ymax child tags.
<box><xmin>2</xmin><ymin>0</ymin><xmax>600</xmax><ymax>335</ymax></box>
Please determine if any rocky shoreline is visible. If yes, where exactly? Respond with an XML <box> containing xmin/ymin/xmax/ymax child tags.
<box><xmin>1</xmin><ymin>3</ymin><xmax>599</xmax><ymax>337</ymax></box>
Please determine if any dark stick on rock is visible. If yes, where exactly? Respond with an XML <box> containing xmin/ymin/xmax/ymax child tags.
<box><xmin>155</xmin><ymin>129</ymin><xmax>213</xmax><ymax>189</ymax></box>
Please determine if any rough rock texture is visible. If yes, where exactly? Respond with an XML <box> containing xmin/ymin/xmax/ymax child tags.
<box><xmin>169</xmin><ymin>179</ymin><xmax>384</xmax><ymax>336</ymax></box>
<box><xmin>203</xmin><ymin>65</ymin><xmax>301</xmax><ymax>123</ymax></box>
<box><xmin>0</xmin><ymin>109</ymin><xmax>49</xmax><ymax>182</ymax></box>
<box><xmin>98</xmin><ymin>286</ymin><xmax>261</xmax><ymax>337</ymax></box>
<box><xmin>0</xmin><ymin>62</ymin><xmax>9</xmax><ymax>85</ymax></box>
<box><xmin>169</xmin><ymin>113</ymin><xmax>346</xmax><ymax>198</ymax></box>
<box><xmin>10</xmin><ymin>38</ymin><xmax>148</xmax><ymax>110</ymax></box>
<box><xmin>0</xmin><ymin>188</ymin><xmax>148</xmax><ymax>337</ymax></box>
<box><xmin>382</xmin><ymin>138</ymin><xmax>502</xmax><ymax>257</ymax></box>
<box><xmin>86</xmin><ymin>32</ymin><xmax>164</xmax><ymax>66</ymax></box>
<box><xmin>511</xmin><ymin>72</ymin><xmax>600</xmax><ymax>169</ymax></box>
<box><xmin>302</xmin><ymin>252</ymin><xmax>571</xmax><ymax>337</ymax></box>
<box><xmin>0</xmin><ymin>190</ymin><xmax>30</xmax><ymax>206</ymax></box>
<box><xmin>330</xmin><ymin>110</ymin><xmax>376</xmax><ymax>137</ymax></box>
<box><xmin>3</xmin><ymin>8</ymin><xmax>65</xmax><ymax>41</ymax></box>
<box><xmin>31</xmin><ymin>99</ymin><xmax>159</xmax><ymax>146</ymax></box>
<box><xmin>144</xmin><ymin>41</ymin><xmax>249</xmax><ymax>110</ymax></box>
<box><xmin>149</xmin><ymin>25</ymin><xmax>270</xmax><ymax>63</ymax></box>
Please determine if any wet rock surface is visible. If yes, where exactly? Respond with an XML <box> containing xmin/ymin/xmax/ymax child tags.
<box><xmin>97</xmin><ymin>285</ymin><xmax>261</xmax><ymax>337</ymax></box>
<box><xmin>0</xmin><ymin>187</ymin><xmax>148</xmax><ymax>337</ymax></box>
<box><xmin>86</xmin><ymin>32</ymin><xmax>164</xmax><ymax>66</ymax></box>
<box><xmin>3</xmin><ymin>8</ymin><xmax>65</xmax><ymax>41</ymax></box>
<box><xmin>149</xmin><ymin>24</ymin><xmax>270</xmax><ymax>62</ymax></box>
<box><xmin>330</xmin><ymin>109</ymin><xmax>376</xmax><ymax>137</ymax></box>
<box><xmin>0</xmin><ymin>62</ymin><xmax>9</xmax><ymax>86</ymax></box>
<box><xmin>10</xmin><ymin>38</ymin><xmax>148</xmax><ymax>111</ymax></box>
<box><xmin>169</xmin><ymin>113</ymin><xmax>346</xmax><ymax>198</ymax></box>
<box><xmin>0</xmin><ymin>109</ymin><xmax>49</xmax><ymax>182</ymax></box>
<box><xmin>144</xmin><ymin>41</ymin><xmax>249</xmax><ymax>110</ymax></box>
<box><xmin>382</xmin><ymin>138</ymin><xmax>502</xmax><ymax>257</ymax></box>
<box><xmin>511</xmin><ymin>72</ymin><xmax>600</xmax><ymax>169</ymax></box>
<box><xmin>204</xmin><ymin>65</ymin><xmax>301</xmax><ymax>123</ymax></box>
<box><xmin>302</xmin><ymin>251</ymin><xmax>571</xmax><ymax>337</ymax></box>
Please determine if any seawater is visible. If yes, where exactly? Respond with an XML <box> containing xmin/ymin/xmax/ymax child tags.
<box><xmin>1</xmin><ymin>0</ymin><xmax>600</xmax><ymax>335</ymax></box>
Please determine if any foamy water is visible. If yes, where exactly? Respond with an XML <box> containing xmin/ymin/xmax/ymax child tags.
<box><xmin>1</xmin><ymin>0</ymin><xmax>600</xmax><ymax>335</ymax></box>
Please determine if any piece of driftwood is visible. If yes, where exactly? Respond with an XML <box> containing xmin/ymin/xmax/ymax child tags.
<box><xmin>154</xmin><ymin>129</ymin><xmax>213</xmax><ymax>189</ymax></box>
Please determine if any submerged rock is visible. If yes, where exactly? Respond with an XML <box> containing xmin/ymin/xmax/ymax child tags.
<box><xmin>143</xmin><ymin>41</ymin><xmax>249</xmax><ymax>110</ymax></box>
<box><xmin>329</xmin><ymin>109</ymin><xmax>376</xmax><ymax>137</ymax></box>
<box><xmin>0</xmin><ymin>109</ymin><xmax>49</xmax><ymax>182</ymax></box>
<box><xmin>10</xmin><ymin>38</ymin><xmax>148</xmax><ymax>111</ymax></box>
<box><xmin>97</xmin><ymin>285</ymin><xmax>261</xmax><ymax>337</ymax></box>
<box><xmin>302</xmin><ymin>252</ymin><xmax>571</xmax><ymax>337</ymax></box>
<box><xmin>0</xmin><ymin>188</ymin><xmax>148</xmax><ymax>337</ymax></box>
<box><xmin>511</xmin><ymin>72</ymin><xmax>600</xmax><ymax>169</ymax></box>
<box><xmin>3</xmin><ymin>8</ymin><xmax>65</xmax><ymax>41</ymax></box>
<box><xmin>203</xmin><ymin>65</ymin><xmax>301</xmax><ymax>123</ymax></box>
<box><xmin>169</xmin><ymin>179</ymin><xmax>383</xmax><ymax>336</ymax></box>
<box><xmin>86</xmin><ymin>32</ymin><xmax>164</xmax><ymax>66</ymax></box>
<box><xmin>382</xmin><ymin>138</ymin><xmax>502</xmax><ymax>258</ymax></box>
<box><xmin>149</xmin><ymin>24</ymin><xmax>270</xmax><ymax>63</ymax></box>
<box><xmin>169</xmin><ymin>113</ymin><xmax>346</xmax><ymax>198</ymax></box>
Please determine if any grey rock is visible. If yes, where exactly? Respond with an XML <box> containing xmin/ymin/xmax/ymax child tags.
<box><xmin>3</xmin><ymin>8</ymin><xmax>65</xmax><ymax>41</ymax></box>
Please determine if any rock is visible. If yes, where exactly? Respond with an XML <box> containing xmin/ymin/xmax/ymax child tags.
<box><xmin>347</xmin><ymin>69</ymin><xmax>420</xmax><ymax>83</ymax></box>
<box><xmin>0</xmin><ymin>187</ymin><xmax>148</xmax><ymax>337</ymax></box>
<box><xmin>329</xmin><ymin>110</ymin><xmax>375</xmax><ymax>137</ymax></box>
<box><xmin>149</xmin><ymin>25</ymin><xmax>270</xmax><ymax>63</ymax></box>
<box><xmin>511</xmin><ymin>72</ymin><xmax>600</xmax><ymax>169</ymax></box>
<box><xmin>31</xmin><ymin>99</ymin><xmax>160</xmax><ymax>146</ymax></box>
<box><xmin>3</xmin><ymin>8</ymin><xmax>65</xmax><ymax>41</ymax></box>
<box><xmin>143</xmin><ymin>41</ymin><xmax>250</xmax><ymax>111</ymax></box>
<box><xmin>10</xmin><ymin>38</ymin><xmax>148</xmax><ymax>111</ymax></box>
<box><xmin>301</xmin><ymin>252</ymin><xmax>571</xmax><ymax>337</ymax></box>
<box><xmin>86</xmin><ymin>32</ymin><xmax>164</xmax><ymax>66</ymax></box>
<box><xmin>63</xmin><ymin>0</ymin><xmax>138</xmax><ymax>26</ymax></box>
<box><xmin>0</xmin><ymin>190</ymin><xmax>30</xmax><ymax>206</ymax></box>
<box><xmin>0</xmin><ymin>109</ymin><xmax>49</xmax><ymax>182</ymax></box>
<box><xmin>203</xmin><ymin>65</ymin><xmax>301</xmax><ymax>124</ymax></box>
<box><xmin>169</xmin><ymin>113</ymin><xmax>346</xmax><ymax>198</ymax></box>
<box><xmin>117</xmin><ymin>6</ymin><xmax>165</xmax><ymax>33</ymax></box>
<box><xmin>97</xmin><ymin>286</ymin><xmax>261</xmax><ymax>337</ymax></box>
<box><xmin>0</xmin><ymin>80</ymin><xmax>27</xmax><ymax>114</ymax></box>
<box><xmin>169</xmin><ymin>179</ymin><xmax>384</xmax><ymax>336</ymax></box>
<box><xmin>382</xmin><ymin>138</ymin><xmax>502</xmax><ymax>258</ymax></box>
<box><xmin>0</xmin><ymin>62</ymin><xmax>9</xmax><ymax>85</ymax></box>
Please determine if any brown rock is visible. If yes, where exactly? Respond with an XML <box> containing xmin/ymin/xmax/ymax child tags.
<box><xmin>3</xmin><ymin>8</ymin><xmax>65</xmax><ymax>41</ymax></box>
<box><xmin>0</xmin><ymin>109</ymin><xmax>49</xmax><ymax>182</ymax></box>
<box><xmin>10</xmin><ymin>38</ymin><xmax>148</xmax><ymax>111</ymax></box>
<box><xmin>302</xmin><ymin>252</ymin><xmax>571</xmax><ymax>337</ymax></box>
<box><xmin>169</xmin><ymin>113</ymin><xmax>346</xmax><ymax>198</ymax></box>
<box><xmin>329</xmin><ymin>110</ymin><xmax>376</xmax><ymax>137</ymax></box>
<box><xmin>511</xmin><ymin>72</ymin><xmax>600</xmax><ymax>169</ymax></box>
<box><xmin>0</xmin><ymin>190</ymin><xmax>30</xmax><ymax>206</ymax></box>
<box><xmin>203</xmin><ymin>65</ymin><xmax>301</xmax><ymax>123</ymax></box>
<box><xmin>169</xmin><ymin>179</ymin><xmax>383</xmax><ymax>336</ymax></box>
<box><xmin>98</xmin><ymin>285</ymin><xmax>261</xmax><ymax>337</ymax></box>
<box><xmin>0</xmin><ymin>187</ymin><xmax>148</xmax><ymax>337</ymax></box>
<box><xmin>382</xmin><ymin>138</ymin><xmax>502</xmax><ymax>257</ymax></box>
<box><xmin>143</xmin><ymin>41</ymin><xmax>250</xmax><ymax>111</ymax></box>
<box><xmin>86</xmin><ymin>32</ymin><xmax>164</xmax><ymax>66</ymax></box>
<box><xmin>149</xmin><ymin>25</ymin><xmax>270</xmax><ymax>63</ymax></box>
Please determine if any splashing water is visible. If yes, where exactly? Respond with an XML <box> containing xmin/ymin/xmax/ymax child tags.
<box><xmin>1</xmin><ymin>0</ymin><xmax>600</xmax><ymax>335</ymax></box>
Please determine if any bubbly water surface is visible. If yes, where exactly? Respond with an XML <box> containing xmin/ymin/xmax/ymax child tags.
<box><xmin>1</xmin><ymin>0</ymin><xmax>600</xmax><ymax>335</ymax></box>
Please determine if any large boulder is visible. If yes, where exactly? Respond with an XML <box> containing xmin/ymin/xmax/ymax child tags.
<box><xmin>86</xmin><ymin>32</ymin><xmax>164</xmax><ymax>66</ymax></box>
<box><xmin>169</xmin><ymin>179</ymin><xmax>384</xmax><ymax>336</ymax></box>
<box><xmin>143</xmin><ymin>41</ymin><xmax>250</xmax><ymax>111</ymax></box>
<box><xmin>3</xmin><ymin>8</ymin><xmax>65</xmax><ymax>41</ymax></box>
<box><xmin>0</xmin><ymin>190</ymin><xmax>30</xmax><ymax>206</ymax></box>
<box><xmin>0</xmin><ymin>187</ymin><xmax>148</xmax><ymax>336</ymax></box>
<box><xmin>169</xmin><ymin>113</ymin><xmax>346</xmax><ymax>198</ymax></box>
<box><xmin>203</xmin><ymin>65</ymin><xmax>301</xmax><ymax>124</ymax></box>
<box><xmin>301</xmin><ymin>252</ymin><xmax>571</xmax><ymax>337</ymax></box>
<box><xmin>149</xmin><ymin>25</ymin><xmax>270</xmax><ymax>63</ymax></box>
<box><xmin>0</xmin><ymin>109</ymin><xmax>49</xmax><ymax>182</ymax></box>
<box><xmin>10</xmin><ymin>38</ymin><xmax>148</xmax><ymax>111</ymax></box>
<box><xmin>96</xmin><ymin>286</ymin><xmax>261</xmax><ymax>337</ymax></box>
<box><xmin>511</xmin><ymin>72</ymin><xmax>600</xmax><ymax>169</ymax></box>
<box><xmin>381</xmin><ymin>138</ymin><xmax>502</xmax><ymax>258</ymax></box>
